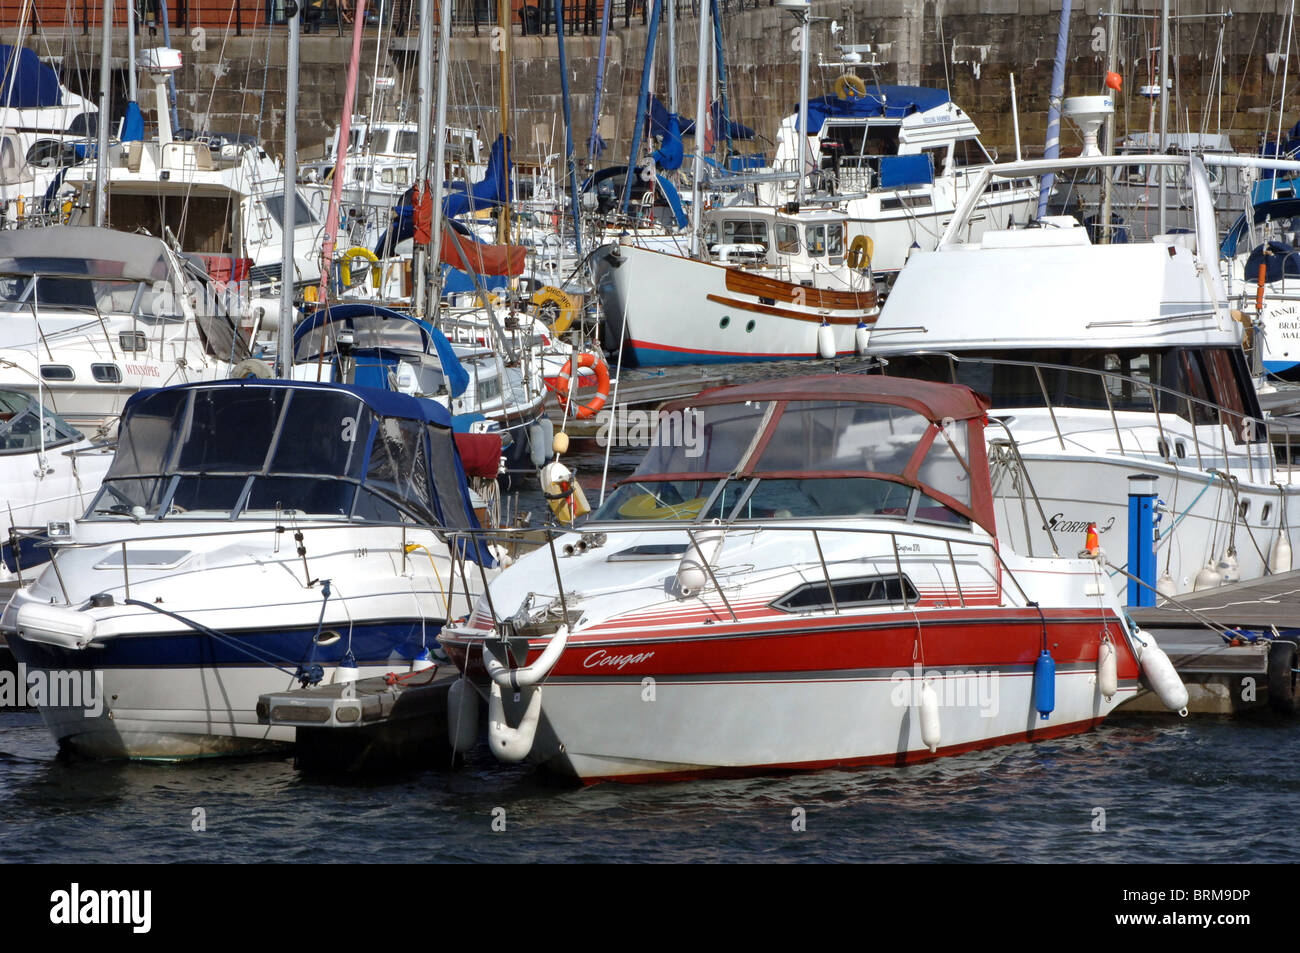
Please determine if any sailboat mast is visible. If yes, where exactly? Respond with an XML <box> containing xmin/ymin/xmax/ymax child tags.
<box><xmin>94</xmin><ymin>0</ymin><xmax>112</xmax><ymax>227</ymax></box>
<box><xmin>429</xmin><ymin>0</ymin><xmax>453</xmax><ymax>324</ymax></box>
<box><xmin>1100</xmin><ymin>0</ymin><xmax>1117</xmax><ymax>244</ymax></box>
<box><xmin>126</xmin><ymin>0</ymin><xmax>137</xmax><ymax>103</ymax></box>
<box><xmin>690</xmin><ymin>0</ymin><xmax>709</xmax><ymax>255</ymax></box>
<box><xmin>315</xmin><ymin>0</ymin><xmax>370</xmax><ymax>307</ymax></box>
<box><xmin>497</xmin><ymin>0</ymin><xmax>511</xmax><ymax>242</ymax></box>
<box><xmin>278</xmin><ymin>4</ymin><xmax>300</xmax><ymax>376</ymax></box>
<box><xmin>414</xmin><ymin>0</ymin><xmax>432</xmax><ymax>317</ymax></box>
<box><xmin>1158</xmin><ymin>0</ymin><xmax>1169</xmax><ymax>234</ymax></box>
<box><xmin>667</xmin><ymin>0</ymin><xmax>677</xmax><ymax>114</ymax></box>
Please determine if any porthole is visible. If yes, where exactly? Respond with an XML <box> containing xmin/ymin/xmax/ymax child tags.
<box><xmin>91</xmin><ymin>363</ymin><xmax>122</xmax><ymax>383</ymax></box>
<box><xmin>745</xmin><ymin>320</ymin><xmax>756</xmax><ymax>333</ymax></box>
<box><xmin>719</xmin><ymin>316</ymin><xmax>730</xmax><ymax>329</ymax></box>
<box><xmin>1262</xmin><ymin>502</ymin><xmax>1273</xmax><ymax>524</ymax></box>
<box><xmin>39</xmin><ymin>365</ymin><xmax>74</xmax><ymax>381</ymax></box>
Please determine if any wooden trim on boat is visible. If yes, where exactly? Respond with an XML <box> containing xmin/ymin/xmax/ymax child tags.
<box><xmin>723</xmin><ymin>269</ymin><xmax>877</xmax><ymax>310</ymax></box>
<box><xmin>705</xmin><ymin>294</ymin><xmax>876</xmax><ymax>325</ymax></box>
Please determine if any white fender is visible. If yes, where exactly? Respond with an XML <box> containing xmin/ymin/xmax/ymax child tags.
<box><xmin>481</xmin><ymin>625</ymin><xmax>569</xmax><ymax>690</ymax></box>
<box><xmin>919</xmin><ymin>681</ymin><xmax>941</xmax><ymax>753</ymax></box>
<box><xmin>854</xmin><ymin>321</ymin><xmax>870</xmax><ymax>356</ymax></box>
<box><xmin>1133</xmin><ymin>629</ymin><xmax>1189</xmax><ymax>715</ymax></box>
<box><xmin>1216</xmin><ymin>551</ymin><xmax>1240</xmax><ymax>585</ymax></box>
<box><xmin>486</xmin><ymin>680</ymin><xmax>543</xmax><ymax>763</ymax></box>
<box><xmin>1156</xmin><ymin>572</ymin><xmax>1177</xmax><ymax>601</ymax></box>
<box><xmin>447</xmin><ymin>675</ymin><xmax>480</xmax><ymax>754</ymax></box>
<box><xmin>15</xmin><ymin>602</ymin><xmax>97</xmax><ymax>650</ymax></box>
<box><xmin>677</xmin><ymin>525</ymin><xmax>724</xmax><ymax>595</ymax></box>
<box><xmin>816</xmin><ymin>321</ymin><xmax>836</xmax><ymax>359</ymax></box>
<box><xmin>333</xmin><ymin>657</ymin><xmax>359</xmax><ymax>683</ymax></box>
<box><xmin>1193</xmin><ymin>561</ymin><xmax>1221</xmax><ymax>591</ymax></box>
<box><xmin>1270</xmin><ymin>532</ymin><xmax>1293</xmax><ymax>574</ymax></box>
<box><xmin>1097</xmin><ymin>638</ymin><xmax>1118</xmax><ymax>700</ymax></box>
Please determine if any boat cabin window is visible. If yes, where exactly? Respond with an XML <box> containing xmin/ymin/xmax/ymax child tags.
<box><xmin>0</xmin><ymin>391</ymin><xmax>83</xmax><ymax>454</ymax></box>
<box><xmin>265</xmin><ymin>191</ymin><xmax>318</xmax><ymax>229</ymax></box>
<box><xmin>88</xmin><ymin>386</ymin><xmax>466</xmax><ymax>525</ymax></box>
<box><xmin>25</xmin><ymin>139</ymin><xmax>63</xmax><ymax>168</ymax></box>
<box><xmin>882</xmin><ymin>347</ymin><xmax>1263</xmax><ymax>442</ymax></box>
<box><xmin>806</xmin><ymin>223</ymin><xmax>844</xmax><ymax>258</ymax></box>
<box><xmin>721</xmin><ymin>220</ymin><xmax>768</xmax><ymax>250</ymax></box>
<box><xmin>593</xmin><ymin>398</ymin><xmax>972</xmax><ymax>525</ymax></box>
<box><xmin>821</xmin><ymin>123</ymin><xmax>899</xmax><ymax>167</ymax></box>
<box><xmin>775</xmin><ymin>224</ymin><xmax>800</xmax><ymax>253</ymax></box>
<box><xmin>952</xmin><ymin>138</ymin><xmax>992</xmax><ymax>168</ymax></box>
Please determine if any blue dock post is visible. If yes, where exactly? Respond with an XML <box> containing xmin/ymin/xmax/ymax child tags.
<box><xmin>1128</xmin><ymin>474</ymin><xmax>1158</xmax><ymax>607</ymax></box>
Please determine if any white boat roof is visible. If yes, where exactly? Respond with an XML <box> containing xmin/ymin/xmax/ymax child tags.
<box><xmin>871</xmin><ymin>155</ymin><xmax>1243</xmax><ymax>353</ymax></box>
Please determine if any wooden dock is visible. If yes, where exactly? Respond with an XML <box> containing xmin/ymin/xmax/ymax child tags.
<box><xmin>1122</xmin><ymin>570</ymin><xmax>1300</xmax><ymax>715</ymax></box>
<box><xmin>256</xmin><ymin>665</ymin><xmax>469</xmax><ymax>773</ymax></box>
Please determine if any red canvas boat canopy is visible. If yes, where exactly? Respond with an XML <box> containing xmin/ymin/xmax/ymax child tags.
<box><xmin>641</xmin><ymin>374</ymin><xmax>997</xmax><ymax>535</ymax></box>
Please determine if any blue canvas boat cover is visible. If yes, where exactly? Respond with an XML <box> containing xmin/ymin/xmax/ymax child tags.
<box><xmin>443</xmin><ymin>134</ymin><xmax>512</xmax><ymax>220</ymax></box>
<box><xmin>0</xmin><ymin>45</ymin><xmax>61</xmax><ymax>109</ymax></box>
<box><xmin>795</xmin><ymin>86</ymin><xmax>951</xmax><ymax>135</ymax></box>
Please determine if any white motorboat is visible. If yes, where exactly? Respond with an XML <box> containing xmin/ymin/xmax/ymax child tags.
<box><xmin>439</xmin><ymin>375</ymin><xmax>1186</xmax><ymax>783</ymax></box>
<box><xmin>0</xmin><ymin>225</ymin><xmax>250</xmax><ymax>433</ymax></box>
<box><xmin>869</xmin><ymin>153</ymin><xmax>1300</xmax><ymax>599</ymax></box>
<box><xmin>1</xmin><ymin>377</ymin><xmax>494</xmax><ymax>759</ymax></box>
<box><xmin>0</xmin><ymin>388</ymin><xmax>114</xmax><ymax>576</ymax></box>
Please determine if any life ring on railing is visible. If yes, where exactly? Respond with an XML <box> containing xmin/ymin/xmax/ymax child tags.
<box><xmin>532</xmin><ymin>285</ymin><xmax>577</xmax><ymax>335</ymax></box>
<box><xmin>617</xmin><ymin>493</ymin><xmax>708</xmax><ymax>521</ymax></box>
<box><xmin>846</xmin><ymin>234</ymin><xmax>874</xmax><ymax>270</ymax></box>
<box><xmin>554</xmin><ymin>352</ymin><xmax>610</xmax><ymax>420</ymax></box>
<box><xmin>834</xmin><ymin>73</ymin><xmax>868</xmax><ymax>101</ymax></box>
<box><xmin>339</xmin><ymin>246</ymin><xmax>381</xmax><ymax>289</ymax></box>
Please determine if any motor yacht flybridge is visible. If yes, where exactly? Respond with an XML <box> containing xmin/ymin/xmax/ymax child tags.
<box><xmin>869</xmin><ymin>153</ymin><xmax>1300</xmax><ymax>598</ymax></box>
<box><xmin>438</xmin><ymin>375</ymin><xmax>1186</xmax><ymax>783</ymax></box>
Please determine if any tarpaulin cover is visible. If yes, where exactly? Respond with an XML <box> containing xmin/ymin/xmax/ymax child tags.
<box><xmin>796</xmin><ymin>86</ymin><xmax>951</xmax><ymax>135</ymax></box>
<box><xmin>0</xmin><ymin>45</ymin><xmax>61</xmax><ymax>109</ymax></box>
<box><xmin>443</xmin><ymin>134</ymin><xmax>512</xmax><ymax>220</ymax></box>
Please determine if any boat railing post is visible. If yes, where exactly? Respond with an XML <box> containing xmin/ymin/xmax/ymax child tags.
<box><xmin>121</xmin><ymin>540</ymin><xmax>130</xmax><ymax>602</ymax></box>
<box><xmin>1100</xmin><ymin>372</ymin><xmax>1123</xmax><ymax>455</ymax></box>
<box><xmin>1148</xmin><ymin>383</ymin><xmax>1169</xmax><ymax>463</ymax></box>
<box><xmin>987</xmin><ymin>418</ymin><xmax>1059</xmax><ymax>557</ymax></box>
<box><xmin>684</xmin><ymin>526</ymin><xmax>738</xmax><ymax>622</ymax></box>
<box><xmin>890</xmin><ymin>532</ymin><xmax>908</xmax><ymax>609</ymax></box>
<box><xmin>945</xmin><ymin>539</ymin><xmax>966</xmax><ymax>607</ymax></box>
<box><xmin>1033</xmin><ymin>365</ymin><xmax>1065</xmax><ymax>450</ymax></box>
<box><xmin>1186</xmin><ymin>396</ymin><xmax>1204</xmax><ymax>470</ymax></box>
<box><xmin>47</xmin><ymin>546</ymin><xmax>71</xmax><ymax>606</ymax></box>
<box><xmin>546</xmin><ymin>529</ymin><xmax>570</xmax><ymax>623</ymax></box>
<box><xmin>810</xmin><ymin>529</ymin><xmax>839</xmax><ymax>614</ymax></box>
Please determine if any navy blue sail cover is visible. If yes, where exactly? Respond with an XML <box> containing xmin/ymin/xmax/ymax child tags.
<box><xmin>0</xmin><ymin>45</ymin><xmax>62</xmax><ymax>109</ymax></box>
<box><xmin>795</xmin><ymin>86</ymin><xmax>951</xmax><ymax>135</ymax></box>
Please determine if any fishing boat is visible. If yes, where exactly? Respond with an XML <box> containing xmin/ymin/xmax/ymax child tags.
<box><xmin>0</xmin><ymin>225</ymin><xmax>250</xmax><ymax>433</ymax></box>
<box><xmin>593</xmin><ymin>202</ymin><xmax>878</xmax><ymax>366</ymax></box>
<box><xmin>869</xmin><ymin>153</ymin><xmax>1300</xmax><ymax>598</ymax></box>
<box><xmin>1</xmin><ymin>377</ymin><xmax>494</xmax><ymax>759</ymax></box>
<box><xmin>438</xmin><ymin>375</ymin><xmax>1186</xmax><ymax>783</ymax></box>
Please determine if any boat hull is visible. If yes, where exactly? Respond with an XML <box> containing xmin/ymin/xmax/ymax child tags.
<box><xmin>446</xmin><ymin>608</ymin><xmax>1139</xmax><ymax>783</ymax></box>
<box><xmin>6</xmin><ymin>620</ymin><xmax>437</xmax><ymax>760</ymax></box>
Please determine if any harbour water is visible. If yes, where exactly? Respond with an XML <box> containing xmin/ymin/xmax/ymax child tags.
<box><xmin>2</xmin><ymin>709</ymin><xmax>1297</xmax><ymax>863</ymax></box>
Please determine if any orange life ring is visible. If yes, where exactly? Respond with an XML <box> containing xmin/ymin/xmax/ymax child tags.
<box><xmin>555</xmin><ymin>352</ymin><xmax>610</xmax><ymax>420</ymax></box>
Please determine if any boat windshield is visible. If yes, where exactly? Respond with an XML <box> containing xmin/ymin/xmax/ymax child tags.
<box><xmin>0</xmin><ymin>390</ymin><xmax>83</xmax><ymax>455</ymax></box>
<box><xmin>87</xmin><ymin>385</ymin><xmax>470</xmax><ymax>526</ymax></box>
<box><xmin>0</xmin><ymin>273</ymin><xmax>184</xmax><ymax>320</ymax></box>
<box><xmin>592</xmin><ymin>398</ymin><xmax>972</xmax><ymax>525</ymax></box>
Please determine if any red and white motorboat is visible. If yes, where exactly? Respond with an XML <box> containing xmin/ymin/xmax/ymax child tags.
<box><xmin>440</xmin><ymin>375</ymin><xmax>1188</xmax><ymax>783</ymax></box>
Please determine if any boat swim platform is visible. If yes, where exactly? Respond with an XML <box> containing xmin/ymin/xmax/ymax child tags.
<box><xmin>1121</xmin><ymin>570</ymin><xmax>1300</xmax><ymax>715</ymax></box>
<box><xmin>256</xmin><ymin>664</ymin><xmax>466</xmax><ymax>773</ymax></box>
